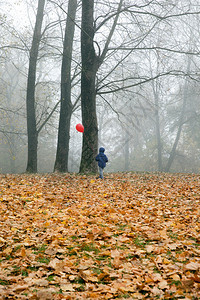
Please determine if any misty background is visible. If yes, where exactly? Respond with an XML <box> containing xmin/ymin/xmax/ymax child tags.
<box><xmin>1</xmin><ymin>0</ymin><xmax>200</xmax><ymax>174</ymax></box>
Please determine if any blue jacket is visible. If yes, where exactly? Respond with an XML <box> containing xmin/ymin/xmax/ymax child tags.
<box><xmin>95</xmin><ymin>147</ymin><xmax>108</xmax><ymax>169</ymax></box>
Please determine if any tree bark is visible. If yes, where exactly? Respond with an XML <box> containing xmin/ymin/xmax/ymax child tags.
<box><xmin>54</xmin><ymin>0</ymin><xmax>78</xmax><ymax>172</ymax></box>
<box><xmin>79</xmin><ymin>0</ymin><xmax>123</xmax><ymax>173</ymax></box>
<box><xmin>79</xmin><ymin>0</ymin><xmax>98</xmax><ymax>173</ymax></box>
<box><xmin>26</xmin><ymin>0</ymin><xmax>45</xmax><ymax>173</ymax></box>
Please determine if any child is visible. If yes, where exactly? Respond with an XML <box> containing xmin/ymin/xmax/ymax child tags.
<box><xmin>95</xmin><ymin>147</ymin><xmax>108</xmax><ymax>179</ymax></box>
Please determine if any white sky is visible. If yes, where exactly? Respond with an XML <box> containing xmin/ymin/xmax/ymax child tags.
<box><xmin>3</xmin><ymin>0</ymin><xmax>34</xmax><ymax>29</ymax></box>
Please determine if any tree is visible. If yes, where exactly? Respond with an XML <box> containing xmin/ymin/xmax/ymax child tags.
<box><xmin>26</xmin><ymin>0</ymin><xmax>45</xmax><ymax>173</ymax></box>
<box><xmin>79</xmin><ymin>0</ymin><xmax>98</xmax><ymax>173</ymax></box>
<box><xmin>164</xmin><ymin>55</ymin><xmax>191</xmax><ymax>172</ymax></box>
<box><xmin>149</xmin><ymin>49</ymin><xmax>165</xmax><ymax>172</ymax></box>
<box><xmin>0</xmin><ymin>59</ymin><xmax>27</xmax><ymax>173</ymax></box>
<box><xmin>54</xmin><ymin>0</ymin><xmax>78</xmax><ymax>172</ymax></box>
<box><xmin>80</xmin><ymin>0</ymin><xmax>123</xmax><ymax>173</ymax></box>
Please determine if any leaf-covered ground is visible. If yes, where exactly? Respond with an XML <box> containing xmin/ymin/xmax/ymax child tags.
<box><xmin>0</xmin><ymin>172</ymin><xmax>200</xmax><ymax>299</ymax></box>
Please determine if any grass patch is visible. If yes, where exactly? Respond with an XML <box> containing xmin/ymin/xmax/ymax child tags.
<box><xmin>47</xmin><ymin>274</ymin><xmax>55</xmax><ymax>281</ymax></box>
<box><xmin>80</xmin><ymin>243</ymin><xmax>99</xmax><ymax>254</ymax></box>
<box><xmin>0</xmin><ymin>279</ymin><xmax>9</xmax><ymax>285</ymax></box>
<box><xmin>33</xmin><ymin>244</ymin><xmax>47</xmax><ymax>254</ymax></box>
<box><xmin>37</xmin><ymin>257</ymin><xmax>50</xmax><ymax>264</ymax></box>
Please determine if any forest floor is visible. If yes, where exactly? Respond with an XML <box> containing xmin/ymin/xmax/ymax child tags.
<box><xmin>0</xmin><ymin>172</ymin><xmax>200</xmax><ymax>299</ymax></box>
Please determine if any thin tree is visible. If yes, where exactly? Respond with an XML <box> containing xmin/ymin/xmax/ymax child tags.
<box><xmin>54</xmin><ymin>0</ymin><xmax>78</xmax><ymax>172</ymax></box>
<box><xmin>26</xmin><ymin>0</ymin><xmax>45</xmax><ymax>173</ymax></box>
<box><xmin>165</xmin><ymin>55</ymin><xmax>191</xmax><ymax>172</ymax></box>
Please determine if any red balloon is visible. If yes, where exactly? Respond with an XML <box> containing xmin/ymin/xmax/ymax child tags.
<box><xmin>76</xmin><ymin>123</ymin><xmax>84</xmax><ymax>133</ymax></box>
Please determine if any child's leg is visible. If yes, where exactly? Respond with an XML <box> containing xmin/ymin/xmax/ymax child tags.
<box><xmin>99</xmin><ymin>167</ymin><xmax>103</xmax><ymax>178</ymax></box>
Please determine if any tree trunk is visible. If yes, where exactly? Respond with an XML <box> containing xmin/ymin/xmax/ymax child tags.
<box><xmin>54</xmin><ymin>0</ymin><xmax>78</xmax><ymax>172</ymax></box>
<box><xmin>154</xmin><ymin>94</ymin><xmax>163</xmax><ymax>172</ymax></box>
<box><xmin>79</xmin><ymin>0</ymin><xmax>123</xmax><ymax>173</ymax></box>
<box><xmin>26</xmin><ymin>0</ymin><xmax>45</xmax><ymax>173</ymax></box>
<box><xmin>165</xmin><ymin>57</ymin><xmax>191</xmax><ymax>172</ymax></box>
<box><xmin>124</xmin><ymin>130</ymin><xmax>130</xmax><ymax>171</ymax></box>
<box><xmin>79</xmin><ymin>0</ymin><xmax>98</xmax><ymax>173</ymax></box>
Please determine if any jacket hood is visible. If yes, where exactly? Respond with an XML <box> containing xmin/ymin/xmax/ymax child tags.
<box><xmin>99</xmin><ymin>147</ymin><xmax>105</xmax><ymax>153</ymax></box>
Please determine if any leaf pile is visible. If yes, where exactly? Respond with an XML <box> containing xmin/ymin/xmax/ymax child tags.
<box><xmin>0</xmin><ymin>172</ymin><xmax>200</xmax><ymax>299</ymax></box>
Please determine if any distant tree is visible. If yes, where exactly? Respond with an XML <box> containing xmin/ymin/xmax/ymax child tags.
<box><xmin>0</xmin><ymin>60</ymin><xmax>27</xmax><ymax>173</ymax></box>
<box><xmin>164</xmin><ymin>56</ymin><xmax>191</xmax><ymax>172</ymax></box>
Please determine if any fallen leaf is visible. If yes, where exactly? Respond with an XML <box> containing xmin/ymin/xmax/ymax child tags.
<box><xmin>60</xmin><ymin>283</ymin><xmax>74</xmax><ymax>291</ymax></box>
<box><xmin>185</xmin><ymin>262</ymin><xmax>200</xmax><ymax>271</ymax></box>
<box><xmin>34</xmin><ymin>279</ymin><xmax>49</xmax><ymax>287</ymax></box>
<box><xmin>158</xmin><ymin>280</ymin><xmax>169</xmax><ymax>289</ymax></box>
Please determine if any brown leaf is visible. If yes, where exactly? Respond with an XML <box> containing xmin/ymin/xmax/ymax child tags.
<box><xmin>36</xmin><ymin>288</ymin><xmax>56</xmax><ymax>299</ymax></box>
<box><xmin>60</xmin><ymin>283</ymin><xmax>74</xmax><ymax>291</ymax></box>
<box><xmin>20</xmin><ymin>247</ymin><xmax>26</xmax><ymax>257</ymax></box>
<box><xmin>34</xmin><ymin>279</ymin><xmax>49</xmax><ymax>287</ymax></box>
<box><xmin>185</xmin><ymin>262</ymin><xmax>200</xmax><ymax>271</ymax></box>
<box><xmin>158</xmin><ymin>280</ymin><xmax>169</xmax><ymax>290</ymax></box>
<box><xmin>12</xmin><ymin>284</ymin><xmax>29</xmax><ymax>292</ymax></box>
<box><xmin>48</xmin><ymin>258</ymin><xmax>63</xmax><ymax>271</ymax></box>
<box><xmin>182</xmin><ymin>279</ymin><xmax>194</xmax><ymax>289</ymax></box>
<box><xmin>190</xmin><ymin>274</ymin><xmax>200</xmax><ymax>283</ymax></box>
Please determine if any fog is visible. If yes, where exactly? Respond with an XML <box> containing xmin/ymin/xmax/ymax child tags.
<box><xmin>1</xmin><ymin>0</ymin><xmax>200</xmax><ymax>174</ymax></box>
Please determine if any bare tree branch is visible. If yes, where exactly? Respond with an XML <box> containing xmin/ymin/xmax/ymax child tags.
<box><xmin>108</xmin><ymin>46</ymin><xmax>200</xmax><ymax>56</ymax></box>
<box><xmin>97</xmin><ymin>70</ymin><xmax>186</xmax><ymax>95</ymax></box>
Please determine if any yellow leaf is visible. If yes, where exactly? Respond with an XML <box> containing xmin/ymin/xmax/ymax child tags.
<box><xmin>171</xmin><ymin>274</ymin><xmax>181</xmax><ymax>281</ymax></box>
<box><xmin>101</xmin><ymin>250</ymin><xmax>111</xmax><ymax>256</ymax></box>
<box><xmin>11</xmin><ymin>227</ymin><xmax>17</xmax><ymax>231</ymax></box>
